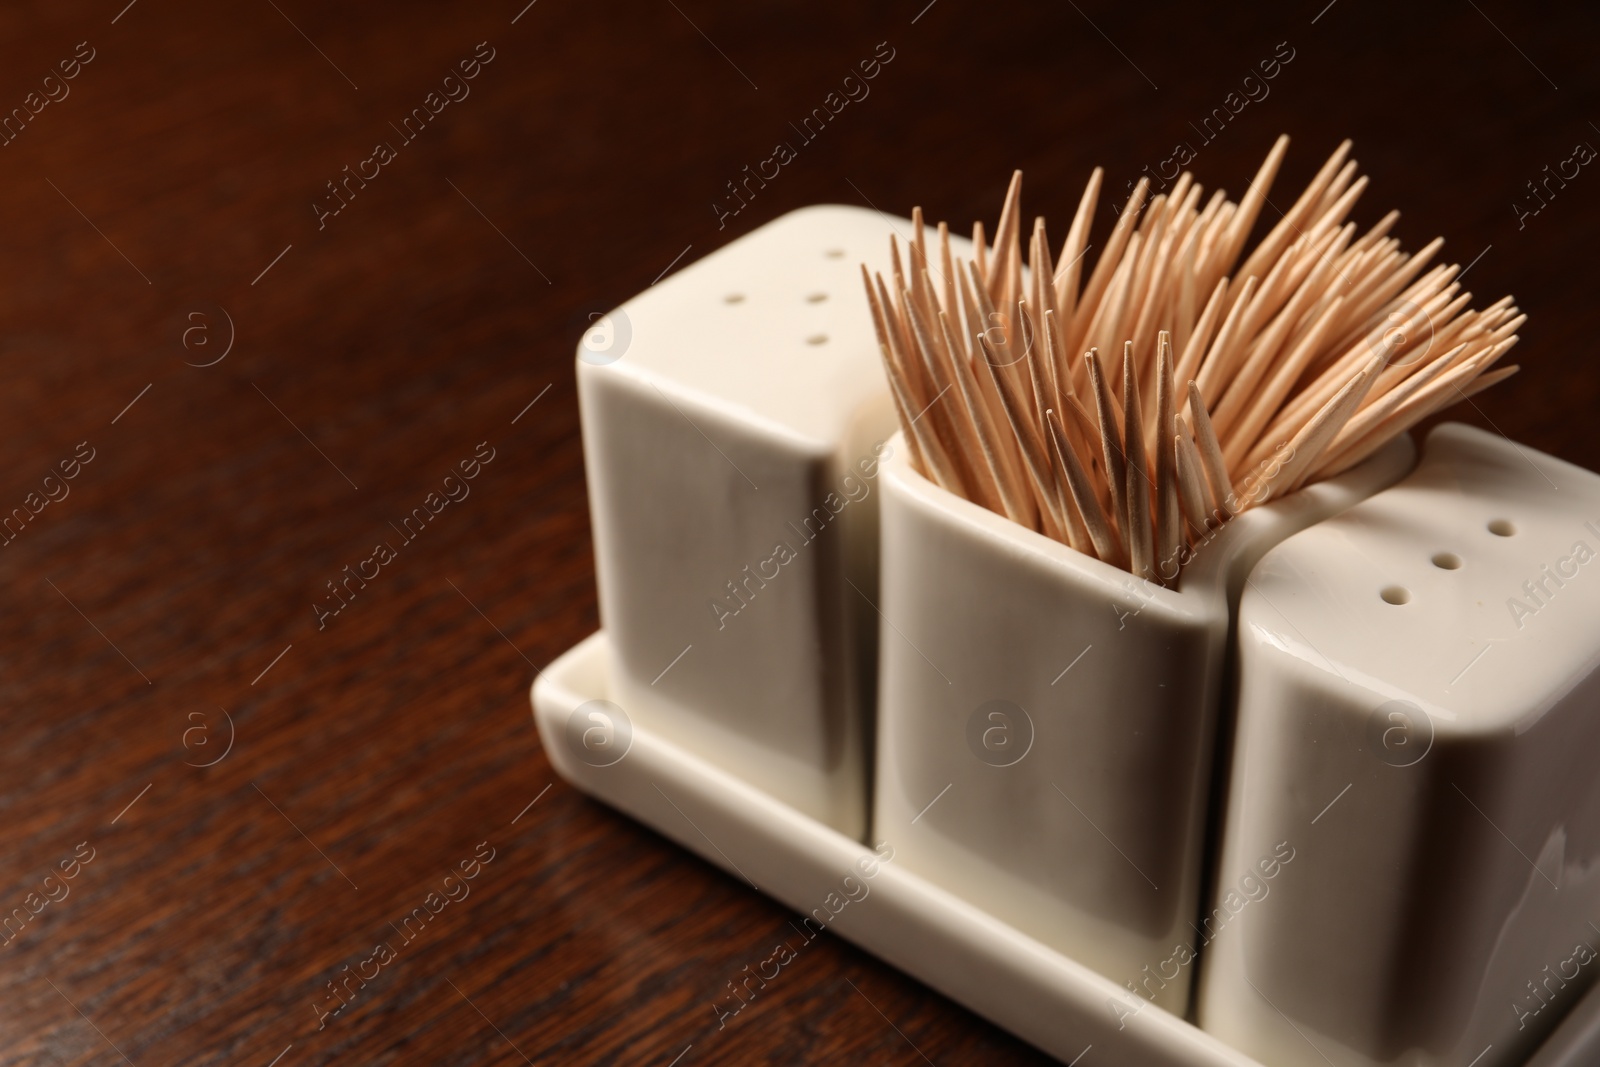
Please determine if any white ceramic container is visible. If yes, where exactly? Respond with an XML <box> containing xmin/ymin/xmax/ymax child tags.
<box><xmin>1200</xmin><ymin>423</ymin><xmax>1600</xmax><ymax>1067</ymax></box>
<box><xmin>577</xmin><ymin>205</ymin><xmax>927</xmax><ymax>837</ymax></box>
<box><xmin>871</xmin><ymin>430</ymin><xmax>1416</xmax><ymax>1011</ymax></box>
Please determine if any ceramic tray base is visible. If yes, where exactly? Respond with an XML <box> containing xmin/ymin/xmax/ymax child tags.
<box><xmin>530</xmin><ymin>631</ymin><xmax>1600</xmax><ymax>1067</ymax></box>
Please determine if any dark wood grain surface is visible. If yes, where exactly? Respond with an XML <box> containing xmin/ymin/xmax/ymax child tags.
<box><xmin>0</xmin><ymin>1</ymin><xmax>1596</xmax><ymax>1063</ymax></box>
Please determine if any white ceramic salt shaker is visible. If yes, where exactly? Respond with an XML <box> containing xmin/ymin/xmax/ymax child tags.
<box><xmin>577</xmin><ymin>205</ymin><xmax>925</xmax><ymax>837</ymax></box>
<box><xmin>1200</xmin><ymin>422</ymin><xmax>1600</xmax><ymax>1067</ymax></box>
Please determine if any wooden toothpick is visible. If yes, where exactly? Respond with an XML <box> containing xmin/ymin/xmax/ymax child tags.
<box><xmin>864</xmin><ymin>137</ymin><xmax>1523</xmax><ymax>578</ymax></box>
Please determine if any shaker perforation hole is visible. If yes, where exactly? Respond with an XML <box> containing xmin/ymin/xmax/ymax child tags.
<box><xmin>723</xmin><ymin>293</ymin><xmax>746</xmax><ymax>305</ymax></box>
<box><xmin>1488</xmin><ymin>518</ymin><xmax>1516</xmax><ymax>537</ymax></box>
<box><xmin>805</xmin><ymin>292</ymin><xmax>829</xmax><ymax>303</ymax></box>
<box><xmin>824</xmin><ymin>248</ymin><xmax>846</xmax><ymax>259</ymax></box>
<box><xmin>806</xmin><ymin>333</ymin><xmax>829</xmax><ymax>346</ymax></box>
<box><xmin>1381</xmin><ymin>586</ymin><xmax>1412</xmax><ymax>605</ymax></box>
<box><xmin>1432</xmin><ymin>552</ymin><xmax>1463</xmax><ymax>570</ymax></box>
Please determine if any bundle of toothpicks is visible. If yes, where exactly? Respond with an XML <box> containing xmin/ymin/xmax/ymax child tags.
<box><xmin>864</xmin><ymin>136</ymin><xmax>1522</xmax><ymax>584</ymax></box>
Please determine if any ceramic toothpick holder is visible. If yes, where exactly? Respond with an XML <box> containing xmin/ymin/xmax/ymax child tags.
<box><xmin>870</xmin><ymin>428</ymin><xmax>1416</xmax><ymax>1011</ymax></box>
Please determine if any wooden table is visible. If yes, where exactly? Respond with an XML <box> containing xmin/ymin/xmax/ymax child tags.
<box><xmin>1</xmin><ymin>1</ymin><xmax>1595</xmax><ymax>1063</ymax></box>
